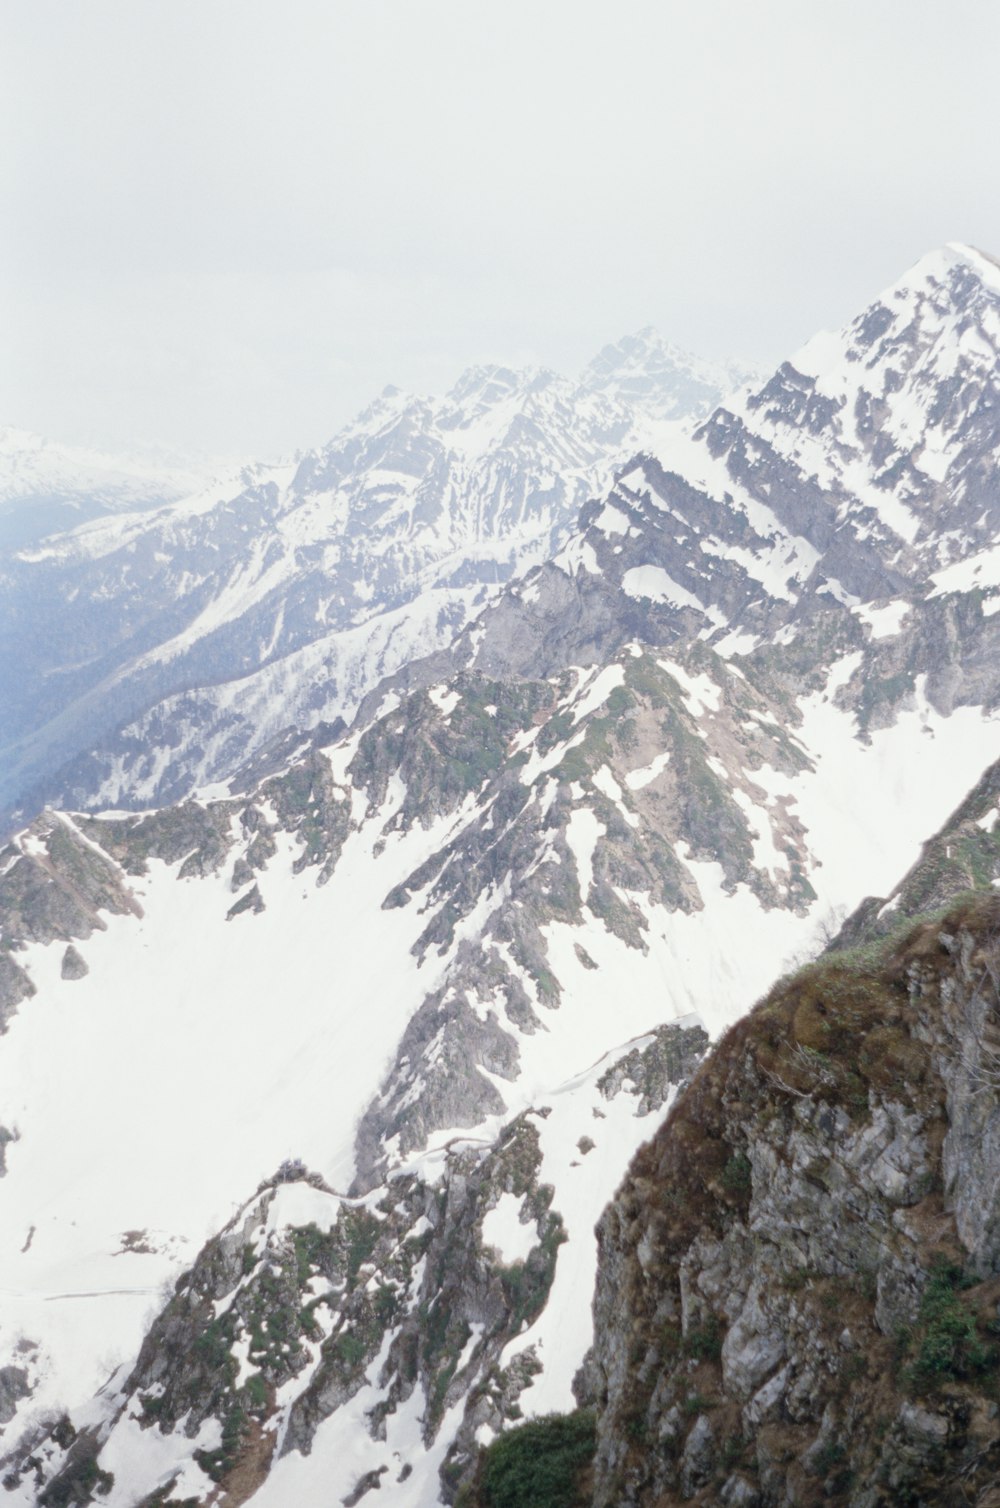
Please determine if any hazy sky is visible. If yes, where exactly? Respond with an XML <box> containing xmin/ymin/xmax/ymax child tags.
<box><xmin>4</xmin><ymin>1</ymin><xmax>1000</xmax><ymax>458</ymax></box>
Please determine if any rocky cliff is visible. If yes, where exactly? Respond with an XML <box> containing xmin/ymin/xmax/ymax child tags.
<box><xmin>590</xmin><ymin>892</ymin><xmax>1000</xmax><ymax>1507</ymax></box>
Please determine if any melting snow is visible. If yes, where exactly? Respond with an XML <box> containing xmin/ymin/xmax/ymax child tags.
<box><xmin>856</xmin><ymin>600</ymin><xmax>910</xmax><ymax>639</ymax></box>
<box><xmin>570</xmin><ymin>664</ymin><xmax>625</xmax><ymax>723</ymax></box>
<box><xmin>622</xmin><ymin>565</ymin><xmax>704</xmax><ymax>610</ymax></box>
<box><xmin>624</xmin><ymin>752</ymin><xmax>672</xmax><ymax>790</ymax></box>
<box><xmin>657</xmin><ymin>659</ymin><xmax>722</xmax><ymax>715</ymax></box>
<box><xmin>481</xmin><ymin>1194</ymin><xmax>539</xmax><ymax>1266</ymax></box>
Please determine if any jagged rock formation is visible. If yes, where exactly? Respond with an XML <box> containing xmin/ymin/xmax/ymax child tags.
<box><xmin>0</xmin><ymin>809</ymin><xmax>140</xmax><ymax>1024</ymax></box>
<box><xmin>591</xmin><ymin>893</ymin><xmax>1000</xmax><ymax>1507</ymax></box>
<box><xmin>350</xmin><ymin>247</ymin><xmax>1000</xmax><ymax>765</ymax></box>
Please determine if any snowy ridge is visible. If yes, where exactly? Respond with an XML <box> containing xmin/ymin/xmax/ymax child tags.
<box><xmin>715</xmin><ymin>241</ymin><xmax>1000</xmax><ymax>571</ymax></box>
<box><xmin>432</xmin><ymin>241</ymin><xmax>1000</xmax><ymax>701</ymax></box>
<box><xmin>0</xmin><ymin>1035</ymin><xmax>701</xmax><ymax>1508</ymax></box>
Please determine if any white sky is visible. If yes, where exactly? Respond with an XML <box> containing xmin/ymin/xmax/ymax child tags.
<box><xmin>3</xmin><ymin>0</ymin><xmax>1000</xmax><ymax>459</ymax></box>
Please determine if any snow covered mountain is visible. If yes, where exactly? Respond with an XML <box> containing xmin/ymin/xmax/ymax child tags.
<box><xmin>582</xmin><ymin>328</ymin><xmax>760</xmax><ymax>422</ymax></box>
<box><xmin>2</xmin><ymin>247</ymin><xmax>1000</xmax><ymax>1506</ymax></box>
<box><xmin>0</xmin><ymin>427</ymin><xmax>217</xmax><ymax>551</ymax></box>
<box><xmin>0</xmin><ymin>341</ymin><xmax>744</xmax><ymax>830</ymax></box>
<box><xmin>432</xmin><ymin>242</ymin><xmax>1000</xmax><ymax>691</ymax></box>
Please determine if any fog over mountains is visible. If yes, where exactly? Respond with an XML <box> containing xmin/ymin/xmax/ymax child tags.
<box><xmin>2</xmin><ymin>247</ymin><xmax>1000</xmax><ymax>1507</ymax></box>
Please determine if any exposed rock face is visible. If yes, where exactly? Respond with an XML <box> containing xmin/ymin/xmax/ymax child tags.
<box><xmin>591</xmin><ymin>894</ymin><xmax>1000</xmax><ymax>1507</ymax></box>
<box><xmin>0</xmin><ymin>809</ymin><xmax>138</xmax><ymax>1026</ymax></box>
<box><xmin>60</xmin><ymin>944</ymin><xmax>88</xmax><ymax>980</ymax></box>
<box><xmin>0</xmin><ymin>1366</ymin><xmax>28</xmax><ymax>1425</ymax></box>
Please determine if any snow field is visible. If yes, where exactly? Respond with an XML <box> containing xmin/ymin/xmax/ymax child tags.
<box><xmin>0</xmin><ymin>793</ymin><xmax>483</xmax><ymax>1430</ymax></box>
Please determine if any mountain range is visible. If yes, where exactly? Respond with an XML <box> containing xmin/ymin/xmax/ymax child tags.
<box><xmin>0</xmin><ymin>335</ymin><xmax>753</xmax><ymax>832</ymax></box>
<box><xmin>0</xmin><ymin>247</ymin><xmax>999</xmax><ymax>1507</ymax></box>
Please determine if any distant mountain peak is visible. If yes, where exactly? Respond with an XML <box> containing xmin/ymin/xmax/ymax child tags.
<box><xmin>582</xmin><ymin>327</ymin><xmax>760</xmax><ymax>421</ymax></box>
<box><xmin>445</xmin><ymin>362</ymin><xmax>558</xmax><ymax>407</ymax></box>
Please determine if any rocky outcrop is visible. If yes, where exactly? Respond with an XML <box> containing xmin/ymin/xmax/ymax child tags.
<box><xmin>591</xmin><ymin>893</ymin><xmax>1000</xmax><ymax>1507</ymax></box>
<box><xmin>0</xmin><ymin>811</ymin><xmax>138</xmax><ymax>1028</ymax></box>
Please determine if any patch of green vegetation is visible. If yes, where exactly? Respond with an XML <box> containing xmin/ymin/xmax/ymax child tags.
<box><xmin>682</xmin><ymin>1313</ymin><xmax>723</xmax><ymax>1362</ymax></box>
<box><xmin>332</xmin><ymin>1329</ymin><xmax>367</xmax><ymax>1371</ymax></box>
<box><xmin>680</xmin><ymin>1390</ymin><xmax>715</xmax><ymax>1417</ymax></box>
<box><xmin>904</xmin><ymin>1257</ymin><xmax>993</xmax><ymax>1391</ymax></box>
<box><xmin>290</xmin><ymin>1223</ymin><xmax>328</xmax><ymax>1284</ymax></box>
<box><xmin>477</xmin><ymin>1410</ymin><xmax>595</xmax><ymax>1508</ymax></box>
<box><xmin>720</xmin><ymin>1152</ymin><xmax>752</xmax><ymax>1201</ymax></box>
<box><xmin>343</xmin><ymin>1208</ymin><xmax>382</xmax><ymax>1283</ymax></box>
<box><xmin>193</xmin><ymin>1317</ymin><xmax>235</xmax><ymax>1377</ymax></box>
<box><xmin>656</xmin><ymin>700</ymin><xmax>756</xmax><ymax>882</ymax></box>
<box><xmin>352</xmin><ymin>676</ymin><xmax>553</xmax><ymax>821</ymax></box>
<box><xmin>535</xmin><ymin>708</ymin><xmax>575</xmax><ymax>755</ymax></box>
<box><xmin>605</xmin><ymin>685</ymin><xmax>635</xmax><ymax>717</ymax></box>
<box><xmin>622</xmin><ymin>657</ymin><xmax>674</xmax><ymax>709</ymax></box>
<box><xmin>262</xmin><ymin>752</ymin><xmax>352</xmax><ymax>874</ymax></box>
<box><xmin>624</xmin><ymin>1411</ymin><xmax>649</xmax><ymax>1443</ymax></box>
<box><xmin>814</xmin><ymin>1437</ymin><xmax>848</xmax><ymax>1479</ymax></box>
<box><xmin>372</xmin><ymin>1282</ymin><xmax>400</xmax><ymax>1327</ymax></box>
<box><xmin>195</xmin><ymin>1403</ymin><xmax>247</xmax><ymax>1484</ymax></box>
<box><xmin>720</xmin><ymin>1432</ymin><xmax>748</xmax><ymax>1471</ymax></box>
<box><xmin>858</xmin><ymin>669</ymin><xmax>915</xmax><ymax>733</ymax></box>
<box><xmin>552</xmin><ymin>712</ymin><xmax>617</xmax><ymax>786</ymax></box>
<box><xmin>244</xmin><ymin>1264</ymin><xmax>303</xmax><ymax>1367</ymax></box>
<box><xmin>428</xmin><ymin>1320</ymin><xmax>472</xmax><ymax>1425</ymax></box>
<box><xmin>40</xmin><ymin>1455</ymin><xmax>114</xmax><ymax>1506</ymax></box>
<box><xmin>500</xmin><ymin>1219</ymin><xmax>567</xmax><ymax>1333</ymax></box>
<box><xmin>242</xmin><ymin>1372</ymin><xmax>268</xmax><ymax>1412</ymax></box>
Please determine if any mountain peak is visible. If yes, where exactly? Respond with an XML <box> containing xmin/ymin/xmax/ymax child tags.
<box><xmin>874</xmin><ymin>241</ymin><xmax>1000</xmax><ymax>307</ymax></box>
<box><xmin>445</xmin><ymin>362</ymin><xmax>556</xmax><ymax>407</ymax></box>
<box><xmin>941</xmin><ymin>240</ymin><xmax>1000</xmax><ymax>295</ymax></box>
<box><xmin>784</xmin><ymin>239</ymin><xmax>1000</xmax><ymax>388</ymax></box>
<box><xmin>582</xmin><ymin>329</ymin><xmax>758</xmax><ymax>422</ymax></box>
